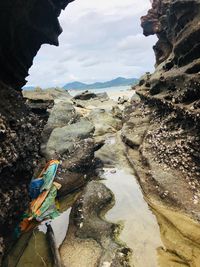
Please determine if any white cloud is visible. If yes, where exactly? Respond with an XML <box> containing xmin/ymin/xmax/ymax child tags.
<box><xmin>26</xmin><ymin>0</ymin><xmax>156</xmax><ymax>87</ymax></box>
<box><xmin>118</xmin><ymin>34</ymin><xmax>154</xmax><ymax>51</ymax></box>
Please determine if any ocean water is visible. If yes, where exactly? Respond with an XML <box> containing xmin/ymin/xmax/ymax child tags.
<box><xmin>68</xmin><ymin>85</ymin><xmax>131</xmax><ymax>96</ymax></box>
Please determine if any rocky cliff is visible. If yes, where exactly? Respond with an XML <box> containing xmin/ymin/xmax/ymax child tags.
<box><xmin>125</xmin><ymin>0</ymin><xmax>200</xmax><ymax>218</ymax></box>
<box><xmin>0</xmin><ymin>0</ymin><xmax>73</xmax><ymax>258</ymax></box>
<box><xmin>119</xmin><ymin>2</ymin><xmax>200</xmax><ymax>264</ymax></box>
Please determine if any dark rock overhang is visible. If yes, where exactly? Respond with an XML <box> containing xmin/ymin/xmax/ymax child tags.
<box><xmin>0</xmin><ymin>0</ymin><xmax>74</xmax><ymax>90</ymax></box>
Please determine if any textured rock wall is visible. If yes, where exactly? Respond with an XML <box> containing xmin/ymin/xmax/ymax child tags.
<box><xmin>0</xmin><ymin>0</ymin><xmax>73</xmax><ymax>258</ymax></box>
<box><xmin>126</xmin><ymin>0</ymin><xmax>200</xmax><ymax>216</ymax></box>
<box><xmin>139</xmin><ymin>0</ymin><xmax>200</xmax><ymax>176</ymax></box>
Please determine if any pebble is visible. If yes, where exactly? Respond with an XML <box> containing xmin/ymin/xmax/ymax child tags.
<box><xmin>102</xmin><ymin>262</ymin><xmax>111</xmax><ymax>267</ymax></box>
<box><xmin>98</xmin><ymin>192</ymin><xmax>102</xmax><ymax>198</ymax></box>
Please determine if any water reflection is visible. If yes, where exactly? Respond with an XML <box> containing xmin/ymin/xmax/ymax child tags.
<box><xmin>102</xmin><ymin>168</ymin><xmax>163</xmax><ymax>267</ymax></box>
<box><xmin>38</xmin><ymin>208</ymin><xmax>71</xmax><ymax>247</ymax></box>
<box><xmin>150</xmin><ymin>201</ymin><xmax>200</xmax><ymax>267</ymax></box>
<box><xmin>4</xmin><ymin>165</ymin><xmax>200</xmax><ymax>267</ymax></box>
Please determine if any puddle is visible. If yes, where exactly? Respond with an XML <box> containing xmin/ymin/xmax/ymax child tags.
<box><xmin>102</xmin><ymin>168</ymin><xmax>163</xmax><ymax>267</ymax></box>
<box><xmin>3</xmin><ymin>193</ymin><xmax>78</xmax><ymax>267</ymax></box>
<box><xmin>4</xmin><ymin>150</ymin><xmax>200</xmax><ymax>267</ymax></box>
<box><xmin>38</xmin><ymin>208</ymin><xmax>71</xmax><ymax>247</ymax></box>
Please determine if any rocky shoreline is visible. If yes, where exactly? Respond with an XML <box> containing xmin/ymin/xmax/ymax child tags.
<box><xmin>1</xmin><ymin>0</ymin><xmax>200</xmax><ymax>266</ymax></box>
<box><xmin>2</xmin><ymin>87</ymin><xmax>200</xmax><ymax>267</ymax></box>
<box><xmin>2</xmin><ymin>88</ymin><xmax>134</xmax><ymax>267</ymax></box>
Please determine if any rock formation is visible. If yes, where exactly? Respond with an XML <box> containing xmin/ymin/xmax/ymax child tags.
<box><xmin>125</xmin><ymin>0</ymin><xmax>200</xmax><ymax>219</ymax></box>
<box><xmin>1</xmin><ymin>0</ymin><xmax>200</xmax><ymax>265</ymax></box>
<box><xmin>0</xmin><ymin>0</ymin><xmax>74</xmax><ymax>259</ymax></box>
<box><xmin>119</xmin><ymin>2</ymin><xmax>200</xmax><ymax>263</ymax></box>
<box><xmin>0</xmin><ymin>0</ymin><xmax>74</xmax><ymax>90</ymax></box>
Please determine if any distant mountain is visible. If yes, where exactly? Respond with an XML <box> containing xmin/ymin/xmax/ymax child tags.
<box><xmin>63</xmin><ymin>77</ymin><xmax>138</xmax><ymax>90</ymax></box>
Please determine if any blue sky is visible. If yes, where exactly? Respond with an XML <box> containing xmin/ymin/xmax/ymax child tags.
<box><xmin>26</xmin><ymin>0</ymin><xmax>156</xmax><ymax>87</ymax></box>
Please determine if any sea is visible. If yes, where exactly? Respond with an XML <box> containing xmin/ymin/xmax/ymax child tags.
<box><xmin>68</xmin><ymin>85</ymin><xmax>130</xmax><ymax>95</ymax></box>
<box><xmin>68</xmin><ymin>85</ymin><xmax>134</xmax><ymax>101</ymax></box>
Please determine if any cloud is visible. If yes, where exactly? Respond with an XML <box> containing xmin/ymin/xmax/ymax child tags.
<box><xmin>26</xmin><ymin>0</ymin><xmax>156</xmax><ymax>87</ymax></box>
<box><xmin>118</xmin><ymin>34</ymin><xmax>155</xmax><ymax>51</ymax></box>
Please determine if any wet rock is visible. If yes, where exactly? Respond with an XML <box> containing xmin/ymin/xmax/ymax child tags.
<box><xmin>41</xmin><ymin>101</ymin><xmax>78</xmax><ymax>150</ymax></box>
<box><xmin>95</xmin><ymin>132</ymin><xmax>128</xmax><ymax>169</ymax></box>
<box><xmin>150</xmin><ymin>200</ymin><xmax>200</xmax><ymax>267</ymax></box>
<box><xmin>56</xmin><ymin>170</ymin><xmax>86</xmax><ymax>197</ymax></box>
<box><xmin>60</xmin><ymin>181</ymin><xmax>132</xmax><ymax>267</ymax></box>
<box><xmin>44</xmin><ymin>118</ymin><xmax>95</xmax><ymax>159</ymax></box>
<box><xmin>95</xmin><ymin>141</ymin><xmax>119</xmax><ymax>167</ymax></box>
<box><xmin>88</xmin><ymin>108</ymin><xmax>122</xmax><ymax>138</ymax></box>
<box><xmin>73</xmin><ymin>90</ymin><xmax>97</xmax><ymax>100</ymax></box>
<box><xmin>2</xmin><ymin>230</ymin><xmax>53</xmax><ymax>267</ymax></box>
<box><xmin>121</xmin><ymin>111</ymin><xmax>150</xmax><ymax>148</ymax></box>
<box><xmin>57</xmin><ymin>138</ymin><xmax>100</xmax><ymax>174</ymax></box>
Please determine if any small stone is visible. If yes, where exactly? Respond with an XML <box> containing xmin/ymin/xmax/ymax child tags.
<box><xmin>102</xmin><ymin>262</ymin><xmax>111</xmax><ymax>267</ymax></box>
<box><xmin>98</xmin><ymin>192</ymin><xmax>102</xmax><ymax>198</ymax></box>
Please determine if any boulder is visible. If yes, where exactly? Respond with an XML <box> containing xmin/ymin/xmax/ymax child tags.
<box><xmin>41</xmin><ymin>101</ymin><xmax>78</xmax><ymax>148</ymax></box>
<box><xmin>23</xmin><ymin>87</ymin><xmax>71</xmax><ymax>101</ymax></box>
<box><xmin>73</xmin><ymin>91</ymin><xmax>116</xmax><ymax>110</ymax></box>
<box><xmin>44</xmin><ymin>118</ymin><xmax>95</xmax><ymax>159</ymax></box>
<box><xmin>23</xmin><ymin>88</ymin><xmax>72</xmax><ymax>119</ymax></box>
<box><xmin>60</xmin><ymin>181</ymin><xmax>132</xmax><ymax>267</ymax></box>
<box><xmin>73</xmin><ymin>90</ymin><xmax>97</xmax><ymax>100</ymax></box>
<box><xmin>87</xmin><ymin>108</ymin><xmax>122</xmax><ymax>138</ymax></box>
<box><xmin>55</xmin><ymin>139</ymin><xmax>100</xmax><ymax>196</ymax></box>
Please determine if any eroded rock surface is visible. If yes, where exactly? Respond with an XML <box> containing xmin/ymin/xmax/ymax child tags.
<box><xmin>123</xmin><ymin>0</ymin><xmax>200</xmax><ymax>222</ymax></box>
<box><xmin>60</xmin><ymin>181</ymin><xmax>132</xmax><ymax>267</ymax></box>
<box><xmin>44</xmin><ymin>118</ymin><xmax>94</xmax><ymax>159</ymax></box>
<box><xmin>23</xmin><ymin>88</ymin><xmax>71</xmax><ymax>119</ymax></box>
<box><xmin>0</xmin><ymin>0</ymin><xmax>74</xmax><ymax>259</ymax></box>
<box><xmin>41</xmin><ymin>100</ymin><xmax>78</xmax><ymax>149</ymax></box>
<box><xmin>88</xmin><ymin>108</ymin><xmax>122</xmax><ymax>140</ymax></box>
<box><xmin>0</xmin><ymin>1</ymin><xmax>74</xmax><ymax>90</ymax></box>
<box><xmin>0</xmin><ymin>82</ymin><xmax>43</xmax><ymax>253</ymax></box>
<box><xmin>73</xmin><ymin>90</ymin><xmax>97</xmax><ymax>100</ymax></box>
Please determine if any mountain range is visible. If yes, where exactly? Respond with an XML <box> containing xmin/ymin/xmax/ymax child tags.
<box><xmin>63</xmin><ymin>77</ymin><xmax>138</xmax><ymax>90</ymax></box>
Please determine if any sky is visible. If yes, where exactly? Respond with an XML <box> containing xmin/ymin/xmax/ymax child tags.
<box><xmin>26</xmin><ymin>0</ymin><xmax>157</xmax><ymax>88</ymax></box>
